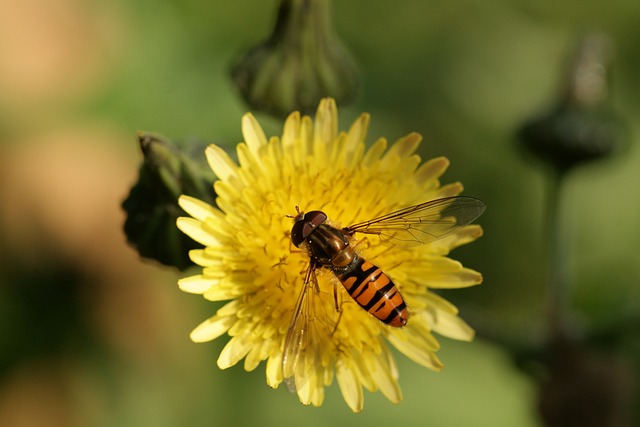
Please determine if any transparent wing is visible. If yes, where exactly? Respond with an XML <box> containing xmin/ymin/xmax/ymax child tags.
<box><xmin>282</xmin><ymin>261</ymin><xmax>337</xmax><ymax>397</ymax></box>
<box><xmin>346</xmin><ymin>196</ymin><xmax>485</xmax><ymax>246</ymax></box>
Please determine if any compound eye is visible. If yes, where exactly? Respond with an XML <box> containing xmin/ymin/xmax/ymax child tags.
<box><xmin>290</xmin><ymin>220</ymin><xmax>307</xmax><ymax>247</ymax></box>
<box><xmin>290</xmin><ymin>210</ymin><xmax>327</xmax><ymax>247</ymax></box>
<box><xmin>305</xmin><ymin>211</ymin><xmax>327</xmax><ymax>227</ymax></box>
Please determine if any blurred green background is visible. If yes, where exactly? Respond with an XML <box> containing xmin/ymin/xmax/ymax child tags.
<box><xmin>1</xmin><ymin>0</ymin><xmax>639</xmax><ymax>426</ymax></box>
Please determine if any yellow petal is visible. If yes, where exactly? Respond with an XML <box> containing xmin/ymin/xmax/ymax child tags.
<box><xmin>203</xmin><ymin>283</ymin><xmax>238</xmax><ymax>301</ymax></box>
<box><xmin>236</xmin><ymin>143</ymin><xmax>264</xmax><ymax>180</ymax></box>
<box><xmin>177</xmin><ymin>274</ymin><xmax>217</xmax><ymax>294</ymax></box>
<box><xmin>241</xmin><ymin>113</ymin><xmax>268</xmax><ymax>154</ymax></box>
<box><xmin>187</xmin><ymin>249</ymin><xmax>223</xmax><ymax>268</ymax></box>
<box><xmin>387</xmin><ymin>321</ymin><xmax>443</xmax><ymax>371</ymax></box>
<box><xmin>314</xmin><ymin>97</ymin><xmax>338</xmax><ymax>145</ymax></box>
<box><xmin>370</xmin><ymin>348</ymin><xmax>402</xmax><ymax>403</ymax></box>
<box><xmin>337</xmin><ymin>358</ymin><xmax>363</xmax><ymax>412</ymax></box>
<box><xmin>425</xmin><ymin>291</ymin><xmax>460</xmax><ymax>314</ymax></box>
<box><xmin>281</xmin><ymin>111</ymin><xmax>301</xmax><ymax>148</ymax></box>
<box><xmin>218</xmin><ymin>336</ymin><xmax>252</xmax><ymax>369</ymax></box>
<box><xmin>426</xmin><ymin>225</ymin><xmax>483</xmax><ymax>255</ymax></box>
<box><xmin>295</xmin><ymin>364</ymin><xmax>325</xmax><ymax>407</ymax></box>
<box><xmin>178</xmin><ymin>195</ymin><xmax>217</xmax><ymax>222</ymax></box>
<box><xmin>406</xmin><ymin>257</ymin><xmax>482</xmax><ymax>289</ymax></box>
<box><xmin>265</xmin><ymin>352</ymin><xmax>283</xmax><ymax>388</ymax></box>
<box><xmin>384</xmin><ymin>132</ymin><xmax>422</xmax><ymax>159</ymax></box>
<box><xmin>244</xmin><ymin>340</ymin><xmax>265</xmax><ymax>371</ymax></box>
<box><xmin>362</xmin><ymin>137</ymin><xmax>387</xmax><ymax>164</ymax></box>
<box><xmin>424</xmin><ymin>310</ymin><xmax>475</xmax><ymax>342</ymax></box>
<box><xmin>388</xmin><ymin>334</ymin><xmax>444</xmax><ymax>371</ymax></box>
<box><xmin>415</xmin><ymin>156</ymin><xmax>449</xmax><ymax>188</ymax></box>
<box><xmin>174</xmin><ymin>97</ymin><xmax>486</xmax><ymax>411</ymax></box>
<box><xmin>190</xmin><ymin>314</ymin><xmax>235</xmax><ymax>343</ymax></box>
<box><xmin>344</xmin><ymin>113</ymin><xmax>370</xmax><ymax>153</ymax></box>
<box><xmin>297</xmin><ymin>115</ymin><xmax>313</xmax><ymax>159</ymax></box>
<box><xmin>428</xmin><ymin>267</ymin><xmax>483</xmax><ymax>289</ymax></box>
<box><xmin>176</xmin><ymin>217</ymin><xmax>221</xmax><ymax>247</ymax></box>
<box><xmin>205</xmin><ymin>144</ymin><xmax>238</xmax><ymax>181</ymax></box>
<box><xmin>216</xmin><ymin>300</ymin><xmax>239</xmax><ymax>317</ymax></box>
<box><xmin>436</xmin><ymin>182</ymin><xmax>464</xmax><ymax>198</ymax></box>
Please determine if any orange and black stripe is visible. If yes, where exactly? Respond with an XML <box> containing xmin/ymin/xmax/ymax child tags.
<box><xmin>337</xmin><ymin>256</ymin><xmax>408</xmax><ymax>327</ymax></box>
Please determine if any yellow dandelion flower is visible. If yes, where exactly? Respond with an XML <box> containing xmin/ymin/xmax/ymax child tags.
<box><xmin>177</xmin><ymin>98</ymin><xmax>484</xmax><ymax>412</ymax></box>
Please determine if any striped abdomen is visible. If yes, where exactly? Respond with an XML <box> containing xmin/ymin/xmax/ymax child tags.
<box><xmin>336</xmin><ymin>255</ymin><xmax>408</xmax><ymax>327</ymax></box>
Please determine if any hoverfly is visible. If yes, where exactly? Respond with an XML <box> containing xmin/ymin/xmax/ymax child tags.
<box><xmin>282</xmin><ymin>196</ymin><xmax>485</xmax><ymax>391</ymax></box>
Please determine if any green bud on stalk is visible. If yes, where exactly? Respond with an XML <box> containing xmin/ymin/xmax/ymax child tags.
<box><xmin>122</xmin><ymin>133</ymin><xmax>215</xmax><ymax>270</ymax></box>
<box><xmin>518</xmin><ymin>34</ymin><xmax>622</xmax><ymax>173</ymax></box>
<box><xmin>231</xmin><ymin>0</ymin><xmax>359</xmax><ymax>118</ymax></box>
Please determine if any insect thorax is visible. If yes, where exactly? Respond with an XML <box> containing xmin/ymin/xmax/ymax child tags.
<box><xmin>306</xmin><ymin>223</ymin><xmax>354</xmax><ymax>269</ymax></box>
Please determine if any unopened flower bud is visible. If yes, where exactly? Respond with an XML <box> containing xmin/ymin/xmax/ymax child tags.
<box><xmin>231</xmin><ymin>0</ymin><xmax>359</xmax><ymax>118</ymax></box>
<box><xmin>122</xmin><ymin>133</ymin><xmax>215</xmax><ymax>270</ymax></box>
<box><xmin>518</xmin><ymin>34</ymin><xmax>622</xmax><ymax>172</ymax></box>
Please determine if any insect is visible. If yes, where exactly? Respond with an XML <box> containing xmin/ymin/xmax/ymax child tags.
<box><xmin>282</xmin><ymin>196</ymin><xmax>486</xmax><ymax>390</ymax></box>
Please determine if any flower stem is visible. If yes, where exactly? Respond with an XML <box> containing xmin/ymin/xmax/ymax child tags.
<box><xmin>544</xmin><ymin>169</ymin><xmax>573</xmax><ymax>339</ymax></box>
